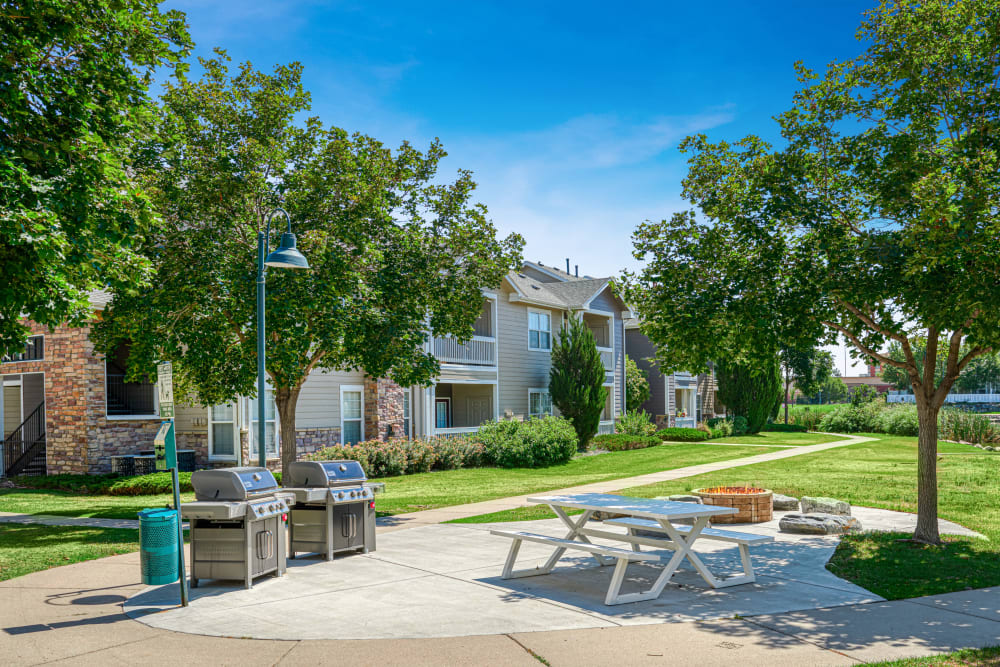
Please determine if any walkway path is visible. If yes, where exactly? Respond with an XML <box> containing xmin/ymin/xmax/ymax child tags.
<box><xmin>377</xmin><ymin>433</ymin><xmax>872</xmax><ymax>531</ymax></box>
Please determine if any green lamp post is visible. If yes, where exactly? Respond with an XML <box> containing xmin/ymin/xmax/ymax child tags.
<box><xmin>257</xmin><ymin>208</ymin><xmax>309</xmax><ymax>468</ymax></box>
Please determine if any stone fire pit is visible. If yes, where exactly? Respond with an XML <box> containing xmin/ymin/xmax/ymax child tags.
<box><xmin>693</xmin><ymin>486</ymin><xmax>773</xmax><ymax>524</ymax></box>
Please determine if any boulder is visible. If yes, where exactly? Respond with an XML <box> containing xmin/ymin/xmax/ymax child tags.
<box><xmin>779</xmin><ymin>513</ymin><xmax>862</xmax><ymax>535</ymax></box>
<box><xmin>799</xmin><ymin>496</ymin><xmax>851</xmax><ymax>516</ymax></box>
<box><xmin>772</xmin><ymin>493</ymin><xmax>799</xmax><ymax>511</ymax></box>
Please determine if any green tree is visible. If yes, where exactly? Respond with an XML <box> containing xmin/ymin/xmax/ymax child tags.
<box><xmin>715</xmin><ymin>357</ymin><xmax>782</xmax><ymax>433</ymax></box>
<box><xmin>625</xmin><ymin>357</ymin><xmax>651</xmax><ymax>411</ymax></box>
<box><xmin>549</xmin><ymin>316</ymin><xmax>608</xmax><ymax>450</ymax></box>
<box><xmin>781</xmin><ymin>347</ymin><xmax>834</xmax><ymax>422</ymax></box>
<box><xmin>93</xmin><ymin>54</ymin><xmax>523</xmax><ymax>471</ymax></box>
<box><xmin>883</xmin><ymin>338</ymin><xmax>1000</xmax><ymax>394</ymax></box>
<box><xmin>629</xmin><ymin>0</ymin><xmax>1000</xmax><ymax>543</ymax></box>
<box><xmin>0</xmin><ymin>1</ymin><xmax>192</xmax><ymax>355</ymax></box>
<box><xmin>817</xmin><ymin>375</ymin><xmax>849</xmax><ymax>404</ymax></box>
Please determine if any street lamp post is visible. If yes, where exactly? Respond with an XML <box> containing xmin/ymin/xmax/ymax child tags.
<box><xmin>257</xmin><ymin>208</ymin><xmax>310</xmax><ymax>468</ymax></box>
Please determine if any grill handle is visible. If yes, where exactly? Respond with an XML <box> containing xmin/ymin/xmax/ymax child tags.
<box><xmin>256</xmin><ymin>530</ymin><xmax>274</xmax><ymax>560</ymax></box>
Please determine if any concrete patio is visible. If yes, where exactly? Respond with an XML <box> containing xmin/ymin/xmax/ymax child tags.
<box><xmin>123</xmin><ymin>506</ymin><xmax>979</xmax><ymax>642</ymax></box>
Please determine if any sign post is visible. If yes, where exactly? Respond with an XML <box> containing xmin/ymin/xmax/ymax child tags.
<box><xmin>156</xmin><ymin>361</ymin><xmax>188</xmax><ymax>607</ymax></box>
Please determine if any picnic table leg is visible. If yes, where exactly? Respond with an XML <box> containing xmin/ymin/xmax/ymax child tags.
<box><xmin>658</xmin><ymin>517</ymin><xmax>743</xmax><ymax>588</ymax></box>
<box><xmin>546</xmin><ymin>506</ymin><xmax>615</xmax><ymax>568</ymax></box>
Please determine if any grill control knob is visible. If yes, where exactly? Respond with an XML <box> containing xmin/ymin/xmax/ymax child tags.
<box><xmin>349</xmin><ymin>491</ymin><xmax>356</xmax><ymax>499</ymax></box>
<box><xmin>339</xmin><ymin>464</ymin><xmax>347</xmax><ymax>472</ymax></box>
<box><xmin>338</xmin><ymin>491</ymin><xmax>345</xmax><ymax>499</ymax></box>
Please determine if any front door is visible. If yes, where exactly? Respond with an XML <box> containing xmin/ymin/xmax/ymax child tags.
<box><xmin>468</xmin><ymin>397</ymin><xmax>492</xmax><ymax>427</ymax></box>
<box><xmin>435</xmin><ymin>398</ymin><xmax>451</xmax><ymax>429</ymax></box>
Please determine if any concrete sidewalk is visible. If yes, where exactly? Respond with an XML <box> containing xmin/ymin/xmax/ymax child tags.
<box><xmin>377</xmin><ymin>434</ymin><xmax>871</xmax><ymax>530</ymax></box>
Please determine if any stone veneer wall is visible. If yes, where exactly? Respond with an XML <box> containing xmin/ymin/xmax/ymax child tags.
<box><xmin>236</xmin><ymin>427</ymin><xmax>342</xmax><ymax>471</ymax></box>
<box><xmin>1</xmin><ymin>321</ymin><xmax>169</xmax><ymax>475</ymax></box>
<box><xmin>363</xmin><ymin>377</ymin><xmax>405</xmax><ymax>441</ymax></box>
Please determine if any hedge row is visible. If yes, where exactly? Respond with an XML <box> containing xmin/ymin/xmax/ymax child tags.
<box><xmin>657</xmin><ymin>427</ymin><xmax>710</xmax><ymax>442</ymax></box>
<box><xmin>590</xmin><ymin>434</ymin><xmax>661</xmax><ymax>451</ymax></box>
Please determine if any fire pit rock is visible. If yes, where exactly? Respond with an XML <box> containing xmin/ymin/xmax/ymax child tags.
<box><xmin>799</xmin><ymin>496</ymin><xmax>851</xmax><ymax>516</ymax></box>
<box><xmin>693</xmin><ymin>487</ymin><xmax>773</xmax><ymax>524</ymax></box>
<box><xmin>779</xmin><ymin>512</ymin><xmax>862</xmax><ymax>535</ymax></box>
<box><xmin>772</xmin><ymin>493</ymin><xmax>800</xmax><ymax>511</ymax></box>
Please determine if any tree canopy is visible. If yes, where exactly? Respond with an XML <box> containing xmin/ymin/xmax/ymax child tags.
<box><xmin>93</xmin><ymin>53</ymin><xmax>524</xmax><ymax>470</ymax></box>
<box><xmin>0</xmin><ymin>0</ymin><xmax>192</xmax><ymax>355</ymax></box>
<box><xmin>625</xmin><ymin>0</ymin><xmax>1000</xmax><ymax>543</ymax></box>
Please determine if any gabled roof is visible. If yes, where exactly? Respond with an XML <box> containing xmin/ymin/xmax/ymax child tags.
<box><xmin>505</xmin><ymin>272</ymin><xmax>620</xmax><ymax>311</ymax></box>
<box><xmin>521</xmin><ymin>260</ymin><xmax>592</xmax><ymax>282</ymax></box>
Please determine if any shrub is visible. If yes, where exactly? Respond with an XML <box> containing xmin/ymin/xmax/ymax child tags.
<box><xmin>762</xmin><ymin>423</ymin><xmax>808</xmax><ymax>433</ymax></box>
<box><xmin>615</xmin><ymin>409</ymin><xmax>656</xmax><ymax>436</ymax></box>
<box><xmin>477</xmin><ymin>416</ymin><xmax>578</xmax><ymax>468</ymax></box>
<box><xmin>818</xmin><ymin>402</ymin><xmax>883</xmax><ymax>433</ymax></box>
<box><xmin>308</xmin><ymin>436</ymin><xmax>489</xmax><ymax>477</ymax></box>
<box><xmin>794</xmin><ymin>407</ymin><xmax>826</xmax><ymax>431</ymax></box>
<box><xmin>591</xmin><ymin>434</ymin><xmax>660</xmax><ymax>451</ymax></box>
<box><xmin>732</xmin><ymin>416</ymin><xmax>749</xmax><ymax>435</ymax></box>
<box><xmin>850</xmin><ymin>384</ymin><xmax>881</xmax><ymax>406</ymax></box>
<box><xmin>429</xmin><ymin>437</ymin><xmax>486</xmax><ymax>470</ymax></box>
<box><xmin>940</xmin><ymin>409</ymin><xmax>999</xmax><ymax>445</ymax></box>
<box><xmin>876</xmin><ymin>404</ymin><xmax>920</xmax><ymax>437</ymax></box>
<box><xmin>13</xmin><ymin>472</ymin><xmax>196</xmax><ymax>496</ymax></box>
<box><xmin>657</xmin><ymin>427</ymin><xmax>709</xmax><ymax>442</ymax></box>
<box><xmin>707</xmin><ymin>418</ymin><xmax>734</xmax><ymax>437</ymax></box>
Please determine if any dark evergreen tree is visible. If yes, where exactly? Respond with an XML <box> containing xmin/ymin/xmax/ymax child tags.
<box><xmin>549</xmin><ymin>317</ymin><xmax>608</xmax><ymax>450</ymax></box>
<box><xmin>715</xmin><ymin>357</ymin><xmax>782</xmax><ymax>434</ymax></box>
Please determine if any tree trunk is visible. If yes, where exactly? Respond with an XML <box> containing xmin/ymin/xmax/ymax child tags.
<box><xmin>784</xmin><ymin>371</ymin><xmax>791</xmax><ymax>424</ymax></box>
<box><xmin>913</xmin><ymin>395</ymin><xmax>942</xmax><ymax>544</ymax></box>
<box><xmin>275</xmin><ymin>386</ymin><xmax>301</xmax><ymax>475</ymax></box>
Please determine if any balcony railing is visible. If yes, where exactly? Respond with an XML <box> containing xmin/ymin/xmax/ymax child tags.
<box><xmin>106</xmin><ymin>374</ymin><xmax>157</xmax><ymax>416</ymax></box>
<box><xmin>597</xmin><ymin>420</ymin><xmax>615</xmax><ymax>435</ymax></box>
<box><xmin>433</xmin><ymin>335</ymin><xmax>496</xmax><ymax>366</ymax></box>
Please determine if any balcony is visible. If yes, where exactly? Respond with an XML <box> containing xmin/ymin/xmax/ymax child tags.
<box><xmin>597</xmin><ymin>347</ymin><xmax>614</xmax><ymax>371</ymax></box>
<box><xmin>433</xmin><ymin>336</ymin><xmax>497</xmax><ymax>366</ymax></box>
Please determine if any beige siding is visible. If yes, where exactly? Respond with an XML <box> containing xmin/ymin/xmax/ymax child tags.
<box><xmin>438</xmin><ymin>367</ymin><xmax>498</xmax><ymax>383</ymax></box>
<box><xmin>295</xmin><ymin>368</ymin><xmax>365</xmax><ymax>429</ymax></box>
<box><xmin>174</xmin><ymin>404</ymin><xmax>207</xmax><ymax>434</ymax></box>
<box><xmin>497</xmin><ymin>284</ymin><xmax>563</xmax><ymax>417</ymax></box>
<box><xmin>589</xmin><ymin>288</ymin><xmax>625</xmax><ymax>418</ymax></box>
<box><xmin>3</xmin><ymin>382</ymin><xmax>20</xmax><ymax>437</ymax></box>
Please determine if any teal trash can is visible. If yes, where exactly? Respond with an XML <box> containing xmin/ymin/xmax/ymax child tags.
<box><xmin>138</xmin><ymin>508</ymin><xmax>180</xmax><ymax>585</ymax></box>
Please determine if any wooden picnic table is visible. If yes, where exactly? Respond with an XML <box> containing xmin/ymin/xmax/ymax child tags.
<box><xmin>491</xmin><ymin>492</ymin><xmax>773</xmax><ymax>605</ymax></box>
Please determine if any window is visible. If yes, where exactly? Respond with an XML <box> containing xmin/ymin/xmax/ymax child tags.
<box><xmin>250</xmin><ymin>389</ymin><xmax>279</xmax><ymax>458</ymax></box>
<box><xmin>105</xmin><ymin>341</ymin><xmax>157</xmax><ymax>417</ymax></box>
<box><xmin>529</xmin><ymin>389</ymin><xmax>552</xmax><ymax>417</ymax></box>
<box><xmin>528</xmin><ymin>310</ymin><xmax>551</xmax><ymax>350</ymax></box>
<box><xmin>2</xmin><ymin>335</ymin><xmax>44</xmax><ymax>363</ymax></box>
<box><xmin>341</xmin><ymin>385</ymin><xmax>364</xmax><ymax>444</ymax></box>
<box><xmin>208</xmin><ymin>403</ymin><xmax>237</xmax><ymax>460</ymax></box>
<box><xmin>402</xmin><ymin>388</ymin><xmax>412</xmax><ymax>439</ymax></box>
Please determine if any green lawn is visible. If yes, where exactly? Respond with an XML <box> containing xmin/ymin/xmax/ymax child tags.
<box><xmin>710</xmin><ymin>431</ymin><xmax>851</xmax><ymax>446</ymax></box>
<box><xmin>618</xmin><ymin>434</ymin><xmax>1000</xmax><ymax>599</ymax></box>
<box><xmin>371</xmin><ymin>443</ymin><xmax>763</xmax><ymax>516</ymax></box>
<box><xmin>0</xmin><ymin>442</ymin><xmax>764</xmax><ymax>521</ymax></box>
<box><xmin>0</xmin><ymin>524</ymin><xmax>142</xmax><ymax>582</ymax></box>
<box><xmin>868</xmin><ymin>646</ymin><xmax>1000</xmax><ymax>666</ymax></box>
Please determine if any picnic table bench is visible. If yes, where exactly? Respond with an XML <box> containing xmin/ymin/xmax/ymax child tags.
<box><xmin>490</xmin><ymin>493</ymin><xmax>773</xmax><ymax>605</ymax></box>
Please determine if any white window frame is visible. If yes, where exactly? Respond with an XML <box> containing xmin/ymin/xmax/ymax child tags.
<box><xmin>340</xmin><ymin>384</ymin><xmax>364</xmax><ymax>445</ymax></box>
<box><xmin>528</xmin><ymin>388</ymin><xmax>552</xmax><ymax>417</ymax></box>
<box><xmin>207</xmin><ymin>403</ymin><xmax>238</xmax><ymax>461</ymax></box>
<box><xmin>249</xmin><ymin>389</ymin><xmax>280</xmax><ymax>460</ymax></box>
<box><xmin>527</xmin><ymin>308</ymin><xmax>552</xmax><ymax>351</ymax></box>
<box><xmin>402</xmin><ymin>387</ymin><xmax>413</xmax><ymax>439</ymax></box>
<box><xmin>434</xmin><ymin>396</ymin><xmax>452</xmax><ymax>429</ymax></box>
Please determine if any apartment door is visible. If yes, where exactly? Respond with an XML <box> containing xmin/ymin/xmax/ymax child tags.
<box><xmin>467</xmin><ymin>397</ymin><xmax>492</xmax><ymax>427</ymax></box>
<box><xmin>435</xmin><ymin>398</ymin><xmax>451</xmax><ymax>429</ymax></box>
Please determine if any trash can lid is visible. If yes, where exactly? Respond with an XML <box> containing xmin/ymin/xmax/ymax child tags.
<box><xmin>138</xmin><ymin>508</ymin><xmax>177</xmax><ymax>521</ymax></box>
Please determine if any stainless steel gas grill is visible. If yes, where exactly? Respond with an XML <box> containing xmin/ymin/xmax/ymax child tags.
<box><xmin>180</xmin><ymin>467</ymin><xmax>293</xmax><ymax>589</ymax></box>
<box><xmin>283</xmin><ymin>460</ymin><xmax>377</xmax><ymax>560</ymax></box>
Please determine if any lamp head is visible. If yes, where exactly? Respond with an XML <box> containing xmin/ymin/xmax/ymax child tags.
<box><xmin>265</xmin><ymin>232</ymin><xmax>310</xmax><ymax>269</ymax></box>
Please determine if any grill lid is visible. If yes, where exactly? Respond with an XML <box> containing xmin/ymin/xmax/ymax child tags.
<box><xmin>285</xmin><ymin>460</ymin><xmax>367</xmax><ymax>488</ymax></box>
<box><xmin>191</xmin><ymin>466</ymin><xmax>279</xmax><ymax>501</ymax></box>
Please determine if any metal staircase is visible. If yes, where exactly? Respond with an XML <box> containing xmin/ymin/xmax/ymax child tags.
<box><xmin>2</xmin><ymin>403</ymin><xmax>46</xmax><ymax>477</ymax></box>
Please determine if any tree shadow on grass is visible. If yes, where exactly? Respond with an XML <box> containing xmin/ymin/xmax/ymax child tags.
<box><xmin>828</xmin><ymin>531</ymin><xmax>999</xmax><ymax>600</ymax></box>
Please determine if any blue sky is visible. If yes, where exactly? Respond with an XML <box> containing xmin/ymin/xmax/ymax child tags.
<box><xmin>168</xmin><ymin>0</ymin><xmax>876</xmax><ymax>373</ymax></box>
